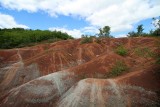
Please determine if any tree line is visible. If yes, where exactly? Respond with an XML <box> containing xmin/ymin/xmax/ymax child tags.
<box><xmin>0</xmin><ymin>17</ymin><xmax>159</xmax><ymax>48</ymax></box>
<box><xmin>82</xmin><ymin>17</ymin><xmax>160</xmax><ymax>38</ymax></box>
<box><xmin>126</xmin><ymin>17</ymin><xmax>160</xmax><ymax>37</ymax></box>
<box><xmin>0</xmin><ymin>28</ymin><xmax>73</xmax><ymax>49</ymax></box>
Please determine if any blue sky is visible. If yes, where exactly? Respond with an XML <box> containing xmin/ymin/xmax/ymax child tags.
<box><xmin>0</xmin><ymin>8</ymin><xmax>87</xmax><ymax>29</ymax></box>
<box><xmin>0</xmin><ymin>0</ymin><xmax>160</xmax><ymax>38</ymax></box>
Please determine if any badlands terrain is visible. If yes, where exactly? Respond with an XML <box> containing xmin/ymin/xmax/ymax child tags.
<box><xmin>0</xmin><ymin>37</ymin><xmax>160</xmax><ymax>107</ymax></box>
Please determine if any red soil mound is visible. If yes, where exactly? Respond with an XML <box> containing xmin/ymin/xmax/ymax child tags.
<box><xmin>0</xmin><ymin>37</ymin><xmax>160</xmax><ymax>107</ymax></box>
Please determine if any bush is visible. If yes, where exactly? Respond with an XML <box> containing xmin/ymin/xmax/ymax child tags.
<box><xmin>115</xmin><ymin>46</ymin><xmax>128</xmax><ymax>56</ymax></box>
<box><xmin>108</xmin><ymin>61</ymin><xmax>128</xmax><ymax>77</ymax></box>
<box><xmin>155</xmin><ymin>40</ymin><xmax>160</xmax><ymax>64</ymax></box>
<box><xmin>127</xmin><ymin>31</ymin><xmax>138</xmax><ymax>37</ymax></box>
<box><xmin>134</xmin><ymin>47</ymin><xmax>154</xmax><ymax>58</ymax></box>
<box><xmin>156</xmin><ymin>57</ymin><xmax>160</xmax><ymax>64</ymax></box>
<box><xmin>80</xmin><ymin>36</ymin><xmax>92</xmax><ymax>44</ymax></box>
<box><xmin>0</xmin><ymin>28</ymin><xmax>73</xmax><ymax>49</ymax></box>
<box><xmin>95</xmin><ymin>38</ymin><xmax>101</xmax><ymax>44</ymax></box>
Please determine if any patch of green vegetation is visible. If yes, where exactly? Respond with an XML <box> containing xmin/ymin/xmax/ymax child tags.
<box><xmin>45</xmin><ymin>38</ymin><xmax>62</xmax><ymax>43</ymax></box>
<box><xmin>108</xmin><ymin>60</ymin><xmax>128</xmax><ymax>77</ymax></box>
<box><xmin>95</xmin><ymin>38</ymin><xmax>101</xmax><ymax>44</ymax></box>
<box><xmin>134</xmin><ymin>47</ymin><xmax>155</xmax><ymax>58</ymax></box>
<box><xmin>155</xmin><ymin>40</ymin><xmax>160</xmax><ymax>64</ymax></box>
<box><xmin>80</xmin><ymin>36</ymin><xmax>92</xmax><ymax>44</ymax></box>
<box><xmin>127</xmin><ymin>17</ymin><xmax>160</xmax><ymax>37</ymax></box>
<box><xmin>0</xmin><ymin>28</ymin><xmax>73</xmax><ymax>49</ymax></box>
<box><xmin>156</xmin><ymin>57</ymin><xmax>160</xmax><ymax>64</ymax></box>
<box><xmin>115</xmin><ymin>45</ymin><xmax>128</xmax><ymax>56</ymax></box>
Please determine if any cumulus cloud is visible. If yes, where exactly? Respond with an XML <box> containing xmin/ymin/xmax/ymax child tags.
<box><xmin>81</xmin><ymin>26</ymin><xmax>99</xmax><ymax>33</ymax></box>
<box><xmin>115</xmin><ymin>34</ymin><xmax>127</xmax><ymax>38</ymax></box>
<box><xmin>49</xmin><ymin>26</ymin><xmax>99</xmax><ymax>38</ymax></box>
<box><xmin>1</xmin><ymin>0</ymin><xmax>160</xmax><ymax>33</ymax></box>
<box><xmin>0</xmin><ymin>13</ymin><xmax>29</xmax><ymax>29</ymax></box>
<box><xmin>152</xmin><ymin>18</ymin><xmax>160</xmax><ymax>29</ymax></box>
<box><xmin>49</xmin><ymin>27</ymin><xmax>82</xmax><ymax>38</ymax></box>
<box><xmin>86</xmin><ymin>0</ymin><xmax>160</xmax><ymax>32</ymax></box>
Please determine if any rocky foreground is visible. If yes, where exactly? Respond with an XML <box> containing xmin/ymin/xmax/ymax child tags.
<box><xmin>0</xmin><ymin>37</ymin><xmax>160</xmax><ymax>107</ymax></box>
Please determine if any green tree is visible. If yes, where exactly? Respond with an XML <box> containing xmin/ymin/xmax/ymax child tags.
<box><xmin>127</xmin><ymin>31</ymin><xmax>137</xmax><ymax>37</ymax></box>
<box><xmin>103</xmin><ymin>26</ymin><xmax>110</xmax><ymax>37</ymax></box>
<box><xmin>153</xmin><ymin>17</ymin><xmax>160</xmax><ymax>29</ymax></box>
<box><xmin>81</xmin><ymin>34</ymin><xmax>85</xmax><ymax>38</ymax></box>
<box><xmin>128</xmin><ymin>24</ymin><xmax>144</xmax><ymax>37</ymax></box>
<box><xmin>137</xmin><ymin>24</ymin><xmax>144</xmax><ymax>36</ymax></box>
<box><xmin>80</xmin><ymin>35</ymin><xmax>92</xmax><ymax>44</ymax></box>
<box><xmin>152</xmin><ymin>17</ymin><xmax>160</xmax><ymax>36</ymax></box>
<box><xmin>98</xmin><ymin>28</ymin><xmax>103</xmax><ymax>37</ymax></box>
<box><xmin>0</xmin><ymin>28</ymin><xmax>73</xmax><ymax>49</ymax></box>
<box><xmin>98</xmin><ymin>26</ymin><xmax>111</xmax><ymax>37</ymax></box>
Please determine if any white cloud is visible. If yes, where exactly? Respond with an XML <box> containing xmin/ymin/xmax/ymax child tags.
<box><xmin>115</xmin><ymin>34</ymin><xmax>127</xmax><ymax>38</ymax></box>
<box><xmin>81</xmin><ymin>26</ymin><xmax>99</xmax><ymax>34</ymax></box>
<box><xmin>86</xmin><ymin>0</ymin><xmax>160</xmax><ymax>32</ymax></box>
<box><xmin>49</xmin><ymin>27</ymin><xmax>82</xmax><ymax>38</ymax></box>
<box><xmin>152</xmin><ymin>18</ymin><xmax>160</xmax><ymax>29</ymax></box>
<box><xmin>1</xmin><ymin>0</ymin><xmax>160</xmax><ymax>36</ymax></box>
<box><xmin>49</xmin><ymin>26</ymin><xmax>99</xmax><ymax>38</ymax></box>
<box><xmin>0</xmin><ymin>13</ymin><xmax>29</xmax><ymax>29</ymax></box>
<box><xmin>0</xmin><ymin>0</ymin><xmax>39</xmax><ymax>12</ymax></box>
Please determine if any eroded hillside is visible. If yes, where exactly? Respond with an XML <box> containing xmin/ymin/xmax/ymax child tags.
<box><xmin>0</xmin><ymin>37</ymin><xmax>160</xmax><ymax>107</ymax></box>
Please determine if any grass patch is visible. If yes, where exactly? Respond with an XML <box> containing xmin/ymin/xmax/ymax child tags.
<box><xmin>115</xmin><ymin>45</ymin><xmax>128</xmax><ymax>56</ymax></box>
<box><xmin>134</xmin><ymin>47</ymin><xmax>155</xmax><ymax>58</ymax></box>
<box><xmin>95</xmin><ymin>38</ymin><xmax>101</xmax><ymax>44</ymax></box>
<box><xmin>0</xmin><ymin>28</ymin><xmax>73</xmax><ymax>49</ymax></box>
<box><xmin>156</xmin><ymin>57</ymin><xmax>160</xmax><ymax>64</ymax></box>
<box><xmin>80</xmin><ymin>36</ymin><xmax>93</xmax><ymax>44</ymax></box>
<box><xmin>155</xmin><ymin>39</ymin><xmax>160</xmax><ymax>64</ymax></box>
<box><xmin>108</xmin><ymin>60</ymin><xmax>128</xmax><ymax>77</ymax></box>
<box><xmin>45</xmin><ymin>38</ymin><xmax>62</xmax><ymax>43</ymax></box>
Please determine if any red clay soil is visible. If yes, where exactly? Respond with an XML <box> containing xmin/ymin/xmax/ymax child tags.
<box><xmin>0</xmin><ymin>37</ymin><xmax>160</xmax><ymax>107</ymax></box>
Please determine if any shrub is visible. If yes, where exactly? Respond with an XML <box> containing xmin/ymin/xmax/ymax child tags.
<box><xmin>95</xmin><ymin>38</ymin><xmax>101</xmax><ymax>44</ymax></box>
<box><xmin>155</xmin><ymin>40</ymin><xmax>160</xmax><ymax>64</ymax></box>
<box><xmin>46</xmin><ymin>38</ymin><xmax>62</xmax><ymax>43</ymax></box>
<box><xmin>115</xmin><ymin>46</ymin><xmax>128</xmax><ymax>56</ymax></box>
<box><xmin>156</xmin><ymin>57</ymin><xmax>160</xmax><ymax>64</ymax></box>
<box><xmin>134</xmin><ymin>47</ymin><xmax>154</xmax><ymax>58</ymax></box>
<box><xmin>0</xmin><ymin>28</ymin><xmax>73</xmax><ymax>49</ymax></box>
<box><xmin>108</xmin><ymin>61</ymin><xmax>128</xmax><ymax>77</ymax></box>
<box><xmin>80</xmin><ymin>36</ymin><xmax>92</xmax><ymax>44</ymax></box>
<box><xmin>127</xmin><ymin>31</ymin><xmax>138</xmax><ymax>37</ymax></box>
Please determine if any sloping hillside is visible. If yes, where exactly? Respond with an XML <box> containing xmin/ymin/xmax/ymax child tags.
<box><xmin>0</xmin><ymin>37</ymin><xmax>160</xmax><ymax>107</ymax></box>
